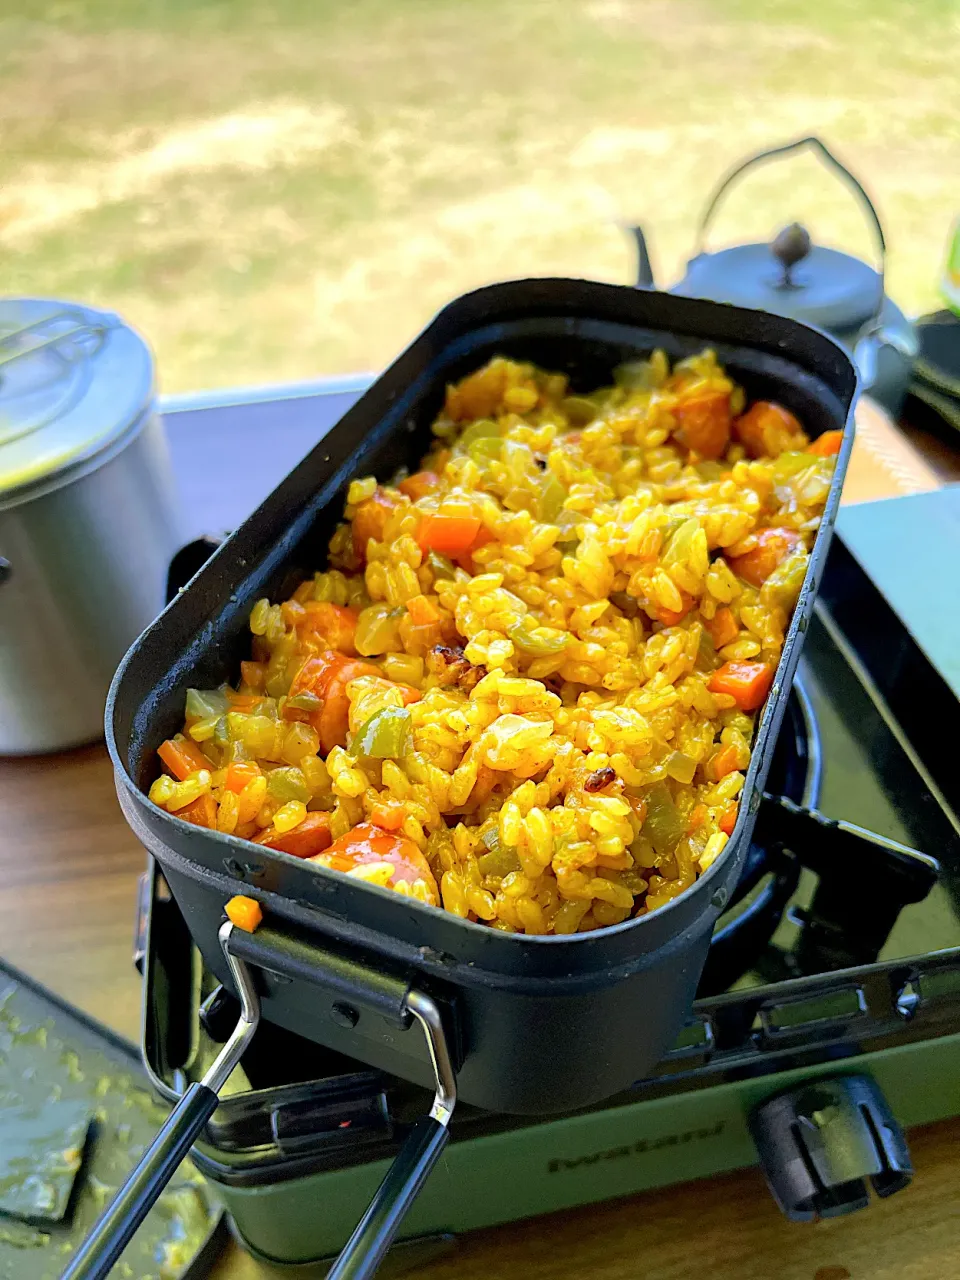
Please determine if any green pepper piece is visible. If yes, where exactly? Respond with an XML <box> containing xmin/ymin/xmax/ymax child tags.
<box><xmin>664</xmin><ymin>750</ymin><xmax>698</xmax><ymax>786</ymax></box>
<box><xmin>285</xmin><ymin>691</ymin><xmax>322</xmax><ymax>714</ymax></box>
<box><xmin>477</xmin><ymin>830</ymin><xmax>521</xmax><ymax>878</ymax></box>
<box><xmin>185</xmin><ymin>688</ymin><xmax>230</xmax><ymax>720</ymax></box>
<box><xmin>426</xmin><ymin>550</ymin><xmax>456</xmax><ymax>581</ymax></box>
<box><xmin>696</xmin><ymin>626</ymin><xmax>719</xmax><ymax>673</ymax></box>
<box><xmin>614</xmin><ymin>360</ymin><xmax>658</xmax><ymax>391</ymax></box>
<box><xmin>351</xmin><ymin>706</ymin><xmax>413</xmax><ymax>759</ymax></box>
<box><xmin>265</xmin><ymin>767</ymin><xmax>311</xmax><ymax>803</ymax></box>
<box><xmin>642</xmin><ymin>781</ymin><xmax>686</xmax><ymax>856</ymax></box>
<box><xmin>555</xmin><ymin>508</ymin><xmax>586</xmax><ymax>547</ymax></box>
<box><xmin>460</xmin><ymin>418</ymin><xmax>501</xmax><ymax>447</ymax></box>
<box><xmin>561</xmin><ymin>395</ymin><xmax>599</xmax><ymax>426</ymax></box>
<box><xmin>772</xmin><ymin>451</ymin><xmax>814</xmax><ymax>478</ymax></box>
<box><xmin>760</xmin><ymin>548</ymin><xmax>807</xmax><ymax>613</ymax></box>
<box><xmin>537</xmin><ymin>473</ymin><xmax>567</xmax><ymax>522</ymax></box>
<box><xmin>507</xmin><ymin>617</ymin><xmax>570</xmax><ymax>656</ymax></box>
<box><xmin>468</xmin><ymin>437</ymin><xmax>503</xmax><ymax>465</ymax></box>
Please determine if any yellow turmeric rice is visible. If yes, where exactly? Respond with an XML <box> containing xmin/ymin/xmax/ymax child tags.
<box><xmin>149</xmin><ymin>350</ymin><xmax>842</xmax><ymax>935</ymax></box>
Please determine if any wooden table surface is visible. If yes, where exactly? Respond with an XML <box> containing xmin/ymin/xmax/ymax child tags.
<box><xmin>3</xmin><ymin>400</ymin><xmax>960</xmax><ymax>1280</ymax></box>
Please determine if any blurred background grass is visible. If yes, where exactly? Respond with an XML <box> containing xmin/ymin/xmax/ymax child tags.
<box><xmin>1</xmin><ymin>0</ymin><xmax>957</xmax><ymax>392</ymax></box>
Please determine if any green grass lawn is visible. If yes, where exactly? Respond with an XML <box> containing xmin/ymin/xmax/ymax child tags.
<box><xmin>1</xmin><ymin>0</ymin><xmax>957</xmax><ymax>393</ymax></box>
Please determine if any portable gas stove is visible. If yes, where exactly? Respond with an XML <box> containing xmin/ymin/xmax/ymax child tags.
<box><xmin>136</xmin><ymin>389</ymin><xmax>960</xmax><ymax>1274</ymax></box>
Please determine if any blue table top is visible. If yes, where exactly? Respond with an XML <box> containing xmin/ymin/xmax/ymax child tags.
<box><xmin>836</xmin><ymin>485</ymin><xmax>960</xmax><ymax>702</ymax></box>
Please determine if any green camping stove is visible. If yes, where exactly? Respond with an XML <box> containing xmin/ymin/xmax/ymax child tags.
<box><xmin>137</xmin><ymin>494</ymin><xmax>960</xmax><ymax>1274</ymax></box>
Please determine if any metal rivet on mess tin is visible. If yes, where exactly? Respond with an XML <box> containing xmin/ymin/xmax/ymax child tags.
<box><xmin>331</xmin><ymin>1003</ymin><xmax>359</xmax><ymax>1029</ymax></box>
<box><xmin>223</xmin><ymin>858</ymin><xmax>245</xmax><ymax>879</ymax></box>
<box><xmin>242</xmin><ymin>862</ymin><xmax>265</xmax><ymax>879</ymax></box>
<box><xmin>711</xmin><ymin>887</ymin><xmax>729</xmax><ymax>911</ymax></box>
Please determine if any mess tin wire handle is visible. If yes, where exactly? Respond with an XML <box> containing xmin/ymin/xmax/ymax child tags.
<box><xmin>61</xmin><ymin>923</ymin><xmax>260</xmax><ymax>1280</ymax></box>
<box><xmin>222</xmin><ymin>924</ymin><xmax>457</xmax><ymax>1280</ymax></box>
<box><xmin>223</xmin><ymin>924</ymin><xmax>457</xmax><ymax>1120</ymax></box>
<box><xmin>328</xmin><ymin>1116</ymin><xmax>451</xmax><ymax>1280</ymax></box>
<box><xmin>63</xmin><ymin>920</ymin><xmax>457</xmax><ymax>1280</ymax></box>
<box><xmin>692</xmin><ymin>135</ymin><xmax>887</xmax><ymax>315</ymax></box>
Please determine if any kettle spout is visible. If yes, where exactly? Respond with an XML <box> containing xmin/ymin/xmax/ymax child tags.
<box><xmin>624</xmin><ymin>224</ymin><xmax>655</xmax><ymax>289</ymax></box>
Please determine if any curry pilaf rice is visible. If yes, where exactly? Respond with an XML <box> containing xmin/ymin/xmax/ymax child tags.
<box><xmin>149</xmin><ymin>351</ymin><xmax>842</xmax><ymax>935</ymax></box>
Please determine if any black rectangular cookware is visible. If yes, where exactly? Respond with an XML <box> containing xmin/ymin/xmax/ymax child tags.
<box><xmin>107</xmin><ymin>280</ymin><xmax>857</xmax><ymax>1120</ymax></box>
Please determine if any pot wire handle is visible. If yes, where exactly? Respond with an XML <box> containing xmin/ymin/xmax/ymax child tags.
<box><xmin>327</xmin><ymin>988</ymin><xmax>457</xmax><ymax>1280</ymax></box>
<box><xmin>692</xmin><ymin>136</ymin><xmax>887</xmax><ymax>319</ymax></box>
<box><xmin>60</xmin><ymin>923</ymin><xmax>260</xmax><ymax>1280</ymax></box>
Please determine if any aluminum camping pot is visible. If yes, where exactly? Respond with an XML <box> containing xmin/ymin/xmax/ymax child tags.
<box><xmin>0</xmin><ymin>300</ymin><xmax>182</xmax><ymax>754</ymax></box>
<box><xmin>628</xmin><ymin>136</ymin><xmax>918</xmax><ymax>417</ymax></box>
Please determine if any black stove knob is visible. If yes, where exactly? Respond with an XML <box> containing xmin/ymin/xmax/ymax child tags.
<box><xmin>748</xmin><ymin>1074</ymin><xmax>912</xmax><ymax>1222</ymax></box>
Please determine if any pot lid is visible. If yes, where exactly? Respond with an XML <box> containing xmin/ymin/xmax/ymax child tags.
<box><xmin>0</xmin><ymin>298</ymin><xmax>154</xmax><ymax>503</ymax></box>
<box><xmin>676</xmin><ymin>241</ymin><xmax>883</xmax><ymax>334</ymax></box>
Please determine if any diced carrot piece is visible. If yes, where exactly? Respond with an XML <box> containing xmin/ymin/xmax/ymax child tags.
<box><xmin>719</xmin><ymin>803</ymin><xmax>739</xmax><ymax>836</ymax></box>
<box><xmin>301</xmin><ymin>602</ymin><xmax>358</xmax><ymax>655</ymax></box>
<box><xmin>353</xmin><ymin>490</ymin><xmax>399</xmax><ymax>561</ymax></box>
<box><xmin>398</xmin><ymin>471</ymin><xmax>441</xmax><ymax>501</ymax></box>
<box><xmin>728</xmin><ymin>528</ymin><xmax>802</xmax><ymax>588</ymax></box>
<box><xmin>417</xmin><ymin>514</ymin><xmax>483</xmax><ymax>556</ymax></box>
<box><xmin>406</xmin><ymin>595</ymin><xmax>440</xmax><ymax>626</ymax></box>
<box><xmin>687</xmin><ymin>803</ymin><xmax>708</xmax><ymax>833</ymax></box>
<box><xmin>225</xmin><ymin>895</ymin><xmax>263</xmax><ymax>933</ymax></box>
<box><xmin>808</xmin><ymin>429</ymin><xmax>844</xmax><ymax>457</ymax></box>
<box><xmin>444</xmin><ymin>361</ymin><xmax>509</xmax><ymax>421</ymax></box>
<box><xmin>369</xmin><ymin>804</ymin><xmax>407</xmax><ymax>831</ymax></box>
<box><xmin>158</xmin><ymin>735</ymin><xmax>212</xmax><ymax>781</ymax></box>
<box><xmin>253</xmin><ymin>812</ymin><xmax>333</xmax><ymax>857</ymax></box>
<box><xmin>225</xmin><ymin>760</ymin><xmax>261</xmax><ymax>794</ymax></box>
<box><xmin>733</xmin><ymin>401</ymin><xmax>808</xmax><ymax>458</ymax></box>
<box><xmin>178</xmin><ymin>794</ymin><xmax>217</xmax><ymax>828</ymax></box>
<box><xmin>240</xmin><ymin>661</ymin><xmax>266</xmax><ymax>691</ymax></box>
<box><xmin>654</xmin><ymin>589</ymin><xmax>695</xmax><ymax>628</ymax></box>
<box><xmin>706</xmin><ymin>606</ymin><xmax>739</xmax><ymax>651</ymax></box>
<box><xmin>394</xmin><ymin>684</ymin><xmax>422</xmax><ymax>706</ymax></box>
<box><xmin>707</xmin><ymin>744</ymin><xmax>741</xmax><ymax>782</ymax></box>
<box><xmin>708</xmin><ymin>661</ymin><xmax>774</xmax><ymax>712</ymax></box>
<box><xmin>673</xmin><ymin>390</ymin><xmax>731</xmax><ymax>460</ymax></box>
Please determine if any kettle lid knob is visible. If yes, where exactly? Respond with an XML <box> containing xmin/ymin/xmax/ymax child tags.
<box><xmin>771</xmin><ymin>223</ymin><xmax>812</xmax><ymax>286</ymax></box>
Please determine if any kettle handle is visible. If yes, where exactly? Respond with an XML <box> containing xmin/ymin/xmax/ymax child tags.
<box><xmin>693</xmin><ymin>136</ymin><xmax>887</xmax><ymax>324</ymax></box>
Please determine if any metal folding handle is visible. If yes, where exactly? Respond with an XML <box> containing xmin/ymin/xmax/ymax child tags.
<box><xmin>692</xmin><ymin>136</ymin><xmax>887</xmax><ymax>322</ymax></box>
<box><xmin>63</xmin><ymin>921</ymin><xmax>456</xmax><ymax>1280</ymax></box>
<box><xmin>225</xmin><ymin>926</ymin><xmax>457</xmax><ymax>1280</ymax></box>
<box><xmin>61</xmin><ymin>922</ymin><xmax>260</xmax><ymax>1280</ymax></box>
